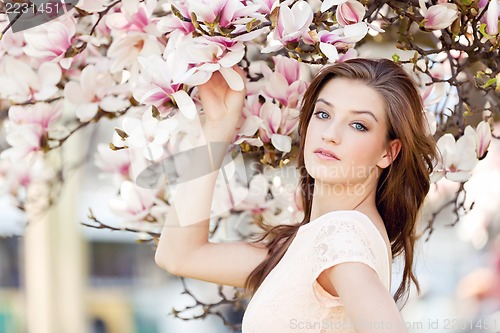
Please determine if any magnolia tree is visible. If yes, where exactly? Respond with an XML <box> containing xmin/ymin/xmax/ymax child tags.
<box><xmin>0</xmin><ymin>0</ymin><xmax>499</xmax><ymax>330</ymax></box>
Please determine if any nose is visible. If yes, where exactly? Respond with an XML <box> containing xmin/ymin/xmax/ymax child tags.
<box><xmin>321</xmin><ymin>122</ymin><xmax>342</xmax><ymax>144</ymax></box>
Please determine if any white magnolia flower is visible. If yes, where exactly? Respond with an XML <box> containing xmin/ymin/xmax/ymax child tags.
<box><xmin>419</xmin><ymin>0</ymin><xmax>458</xmax><ymax>30</ymax></box>
<box><xmin>133</xmin><ymin>54</ymin><xmax>197</xmax><ymax>119</ymax></box>
<box><xmin>64</xmin><ymin>65</ymin><xmax>130</xmax><ymax>122</ymax></box>
<box><xmin>0</xmin><ymin>58</ymin><xmax>61</xmax><ymax>103</ymax></box>
<box><xmin>464</xmin><ymin>121</ymin><xmax>492</xmax><ymax>160</ymax></box>
<box><xmin>432</xmin><ymin>132</ymin><xmax>478</xmax><ymax>182</ymax></box>
<box><xmin>122</xmin><ymin>106</ymin><xmax>178</xmax><ymax>161</ymax></box>
<box><xmin>108</xmin><ymin>180</ymin><xmax>158</xmax><ymax>222</ymax></box>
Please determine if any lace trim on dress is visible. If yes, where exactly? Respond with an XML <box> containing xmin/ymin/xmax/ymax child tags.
<box><xmin>300</xmin><ymin>210</ymin><xmax>391</xmax><ymax>287</ymax></box>
<box><xmin>311</xmin><ymin>218</ymin><xmax>379</xmax><ymax>308</ymax></box>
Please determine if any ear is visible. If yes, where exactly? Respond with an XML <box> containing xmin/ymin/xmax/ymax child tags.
<box><xmin>377</xmin><ymin>139</ymin><xmax>401</xmax><ymax>169</ymax></box>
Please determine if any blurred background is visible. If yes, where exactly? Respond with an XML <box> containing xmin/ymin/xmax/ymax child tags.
<box><xmin>1</xmin><ymin>26</ymin><xmax>499</xmax><ymax>333</ymax></box>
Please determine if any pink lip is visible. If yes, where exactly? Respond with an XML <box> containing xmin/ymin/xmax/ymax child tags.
<box><xmin>314</xmin><ymin>148</ymin><xmax>340</xmax><ymax>161</ymax></box>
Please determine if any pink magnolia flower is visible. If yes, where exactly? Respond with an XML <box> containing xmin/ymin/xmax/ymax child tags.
<box><xmin>419</xmin><ymin>59</ymin><xmax>460</xmax><ymax>113</ymax></box>
<box><xmin>485</xmin><ymin>0</ymin><xmax>499</xmax><ymax>36</ymax></box>
<box><xmin>64</xmin><ymin>65</ymin><xmax>131</xmax><ymax>122</ymax></box>
<box><xmin>253</xmin><ymin>0</ymin><xmax>278</xmax><ymax>15</ymax></box>
<box><xmin>337</xmin><ymin>47</ymin><xmax>359</xmax><ymax>62</ymax></box>
<box><xmin>1</xmin><ymin>102</ymin><xmax>62</xmax><ymax>162</ymax></box>
<box><xmin>465</xmin><ymin>121</ymin><xmax>492</xmax><ymax>160</ymax></box>
<box><xmin>274</xmin><ymin>0</ymin><xmax>313</xmax><ymax>44</ymax></box>
<box><xmin>0</xmin><ymin>158</ymin><xmax>54</xmax><ymax>197</ymax></box>
<box><xmin>108</xmin><ymin>180</ymin><xmax>158</xmax><ymax>222</ymax></box>
<box><xmin>1</xmin><ymin>124</ymin><xmax>44</xmax><ymax>162</ymax></box>
<box><xmin>271</xmin><ymin>55</ymin><xmax>300</xmax><ymax>85</ymax></box>
<box><xmin>106</xmin><ymin>33</ymin><xmax>163</xmax><ymax>75</ymax></box>
<box><xmin>106</xmin><ymin>0</ymin><xmax>161</xmax><ymax>36</ymax></box>
<box><xmin>432</xmin><ymin>132</ymin><xmax>478</xmax><ymax>183</ymax></box>
<box><xmin>261</xmin><ymin>55</ymin><xmax>307</xmax><ymax>108</ymax></box>
<box><xmin>22</xmin><ymin>15</ymin><xmax>77</xmax><ymax>69</ymax></box>
<box><xmin>0</xmin><ymin>29</ymin><xmax>26</xmax><ymax>57</ymax></box>
<box><xmin>122</xmin><ymin>106</ymin><xmax>178</xmax><ymax>161</ymax></box>
<box><xmin>165</xmin><ymin>0</ymin><xmax>266</xmax><ymax>46</ymax></box>
<box><xmin>0</xmin><ymin>57</ymin><xmax>61</xmax><ymax>103</ymax></box>
<box><xmin>422</xmin><ymin>81</ymin><xmax>447</xmax><ymax>107</ymax></box>
<box><xmin>105</xmin><ymin>6</ymin><xmax>163</xmax><ymax>79</ymax></box>
<box><xmin>420</xmin><ymin>80</ymin><xmax>444</xmax><ymax>137</ymax></box>
<box><xmin>133</xmin><ymin>55</ymin><xmax>197</xmax><ymax>119</ymax></box>
<box><xmin>328</xmin><ymin>23</ymin><xmax>369</xmax><ymax>44</ymax></box>
<box><xmin>234</xmin><ymin>95</ymin><xmax>265</xmax><ymax>147</ymax></box>
<box><xmin>95</xmin><ymin>143</ymin><xmax>132</xmax><ymax>179</ymax></box>
<box><xmin>173</xmin><ymin>36</ymin><xmax>246</xmax><ymax>91</ymax></box>
<box><xmin>158</xmin><ymin>1</ymin><xmax>195</xmax><ymax>35</ymax></box>
<box><xmin>8</xmin><ymin>102</ymin><xmax>62</xmax><ymax>131</ymax></box>
<box><xmin>95</xmin><ymin>129</ymin><xmax>155</xmax><ymax>187</ymax></box>
<box><xmin>336</xmin><ymin>0</ymin><xmax>365</xmax><ymax>27</ymax></box>
<box><xmin>305</xmin><ymin>24</ymin><xmax>368</xmax><ymax>60</ymax></box>
<box><xmin>185</xmin><ymin>0</ymin><xmax>260</xmax><ymax>28</ymax></box>
<box><xmin>258</xmin><ymin>101</ymin><xmax>293</xmax><ymax>153</ymax></box>
<box><xmin>419</xmin><ymin>1</ymin><xmax>459</xmax><ymax>30</ymax></box>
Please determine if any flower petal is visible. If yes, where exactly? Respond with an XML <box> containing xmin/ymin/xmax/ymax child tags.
<box><xmin>260</xmin><ymin>101</ymin><xmax>281</xmax><ymax>134</ymax></box>
<box><xmin>271</xmin><ymin>133</ymin><xmax>291</xmax><ymax>152</ymax></box>
<box><xmin>486</xmin><ymin>0</ymin><xmax>499</xmax><ymax>35</ymax></box>
<box><xmin>219</xmin><ymin>66</ymin><xmax>245</xmax><ymax>91</ymax></box>
<box><xmin>239</xmin><ymin>115</ymin><xmax>264</xmax><ymax>136</ymax></box>
<box><xmin>321</xmin><ymin>0</ymin><xmax>347</xmax><ymax>12</ymax></box>
<box><xmin>218</xmin><ymin>48</ymin><xmax>245</xmax><ymax>68</ymax></box>
<box><xmin>171</xmin><ymin>90</ymin><xmax>197</xmax><ymax>120</ymax></box>
<box><xmin>319</xmin><ymin>42</ymin><xmax>339</xmax><ymax>61</ymax></box>
<box><xmin>76</xmin><ymin>103</ymin><xmax>99</xmax><ymax>122</ymax></box>
<box><xmin>445</xmin><ymin>170</ymin><xmax>472</xmax><ymax>182</ymax></box>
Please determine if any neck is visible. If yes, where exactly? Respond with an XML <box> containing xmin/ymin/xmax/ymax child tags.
<box><xmin>309</xmin><ymin>170</ymin><xmax>380</xmax><ymax>221</ymax></box>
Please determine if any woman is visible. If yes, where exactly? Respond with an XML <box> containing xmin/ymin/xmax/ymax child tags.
<box><xmin>155</xmin><ymin>58</ymin><xmax>438</xmax><ymax>332</ymax></box>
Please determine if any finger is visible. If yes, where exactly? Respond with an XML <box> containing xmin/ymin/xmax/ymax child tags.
<box><xmin>198</xmin><ymin>71</ymin><xmax>224</xmax><ymax>91</ymax></box>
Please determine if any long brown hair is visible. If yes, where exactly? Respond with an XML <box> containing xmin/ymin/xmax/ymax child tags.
<box><xmin>243</xmin><ymin>58</ymin><xmax>439</xmax><ymax>308</ymax></box>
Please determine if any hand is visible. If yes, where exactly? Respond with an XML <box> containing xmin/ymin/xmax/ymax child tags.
<box><xmin>197</xmin><ymin>65</ymin><xmax>247</xmax><ymax>128</ymax></box>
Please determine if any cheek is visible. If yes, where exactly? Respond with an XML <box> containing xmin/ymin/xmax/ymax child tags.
<box><xmin>303</xmin><ymin>137</ymin><xmax>316</xmax><ymax>175</ymax></box>
<box><xmin>350</xmin><ymin>136</ymin><xmax>385</xmax><ymax>163</ymax></box>
<box><xmin>304</xmin><ymin>123</ymin><xmax>315</xmax><ymax>149</ymax></box>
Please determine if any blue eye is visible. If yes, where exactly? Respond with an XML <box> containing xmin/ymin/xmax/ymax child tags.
<box><xmin>352</xmin><ymin>123</ymin><xmax>367</xmax><ymax>131</ymax></box>
<box><xmin>313</xmin><ymin>111</ymin><xmax>328</xmax><ymax>119</ymax></box>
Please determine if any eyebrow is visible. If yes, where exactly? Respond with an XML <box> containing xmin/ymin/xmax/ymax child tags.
<box><xmin>315</xmin><ymin>98</ymin><xmax>379</xmax><ymax>123</ymax></box>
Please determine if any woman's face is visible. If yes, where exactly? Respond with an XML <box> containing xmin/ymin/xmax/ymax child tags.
<box><xmin>304</xmin><ymin>78</ymin><xmax>397</xmax><ymax>189</ymax></box>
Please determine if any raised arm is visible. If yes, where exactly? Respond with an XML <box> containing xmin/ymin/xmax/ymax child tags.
<box><xmin>154</xmin><ymin>66</ymin><xmax>268</xmax><ymax>287</ymax></box>
<box><xmin>321</xmin><ymin>263</ymin><xmax>408</xmax><ymax>332</ymax></box>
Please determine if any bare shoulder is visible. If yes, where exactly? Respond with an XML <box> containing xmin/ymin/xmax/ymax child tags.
<box><xmin>360</xmin><ymin>210</ymin><xmax>392</xmax><ymax>262</ymax></box>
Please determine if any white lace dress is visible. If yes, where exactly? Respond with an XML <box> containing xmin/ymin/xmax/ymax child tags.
<box><xmin>241</xmin><ymin>210</ymin><xmax>391</xmax><ymax>333</ymax></box>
